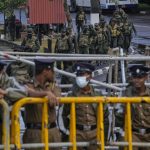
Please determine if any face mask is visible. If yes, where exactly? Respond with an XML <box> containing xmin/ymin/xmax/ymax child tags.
<box><xmin>76</xmin><ymin>76</ymin><xmax>89</xmax><ymax>88</ymax></box>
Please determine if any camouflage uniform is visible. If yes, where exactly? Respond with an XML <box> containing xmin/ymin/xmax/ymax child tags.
<box><xmin>96</xmin><ymin>28</ymin><xmax>108</xmax><ymax>54</ymax></box>
<box><xmin>21</xmin><ymin>31</ymin><xmax>40</xmax><ymax>52</ymax></box>
<box><xmin>62</xmin><ymin>85</ymin><xmax>109</xmax><ymax>150</ymax></box>
<box><xmin>78</xmin><ymin>26</ymin><xmax>90</xmax><ymax>54</ymax></box>
<box><xmin>76</xmin><ymin>8</ymin><xmax>86</xmax><ymax>33</ymax></box>
<box><xmin>23</xmin><ymin>81</ymin><xmax>61</xmax><ymax>150</ymax></box>
<box><xmin>109</xmin><ymin>19</ymin><xmax>123</xmax><ymax>48</ymax></box>
<box><xmin>122</xmin><ymin>16</ymin><xmax>136</xmax><ymax>53</ymax></box>
<box><xmin>89</xmin><ymin>25</ymin><xmax>97</xmax><ymax>54</ymax></box>
<box><xmin>6</xmin><ymin>61</ymin><xmax>33</xmax><ymax>84</ymax></box>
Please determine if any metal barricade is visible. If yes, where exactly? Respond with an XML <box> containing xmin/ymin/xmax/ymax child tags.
<box><xmin>0</xmin><ymin>99</ymin><xmax>10</xmax><ymax>150</ymax></box>
<box><xmin>11</xmin><ymin>97</ymin><xmax>150</xmax><ymax>150</ymax></box>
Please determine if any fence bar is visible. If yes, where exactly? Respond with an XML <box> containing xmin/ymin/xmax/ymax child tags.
<box><xmin>42</xmin><ymin>103</ymin><xmax>49</xmax><ymax>150</ymax></box>
<box><xmin>54</xmin><ymin>68</ymin><xmax>123</xmax><ymax>91</ymax></box>
<box><xmin>100</xmin><ymin>103</ymin><xmax>105</xmax><ymax>150</ymax></box>
<box><xmin>0</xmin><ymin>99</ymin><xmax>10</xmax><ymax>150</ymax></box>
<box><xmin>127</xmin><ymin>103</ymin><xmax>132</xmax><ymax>150</ymax></box>
<box><xmin>70</xmin><ymin>102</ymin><xmax>77</xmax><ymax>150</ymax></box>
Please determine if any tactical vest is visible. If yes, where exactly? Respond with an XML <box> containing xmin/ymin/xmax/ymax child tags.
<box><xmin>111</xmin><ymin>25</ymin><xmax>120</xmax><ymax>37</ymax></box>
<box><xmin>25</xmin><ymin>38</ymin><xmax>35</xmax><ymax>47</ymax></box>
<box><xmin>79</xmin><ymin>34</ymin><xmax>89</xmax><ymax>47</ymax></box>
<box><xmin>97</xmin><ymin>32</ymin><xmax>106</xmax><ymax>44</ymax></box>
<box><xmin>57</xmin><ymin>36</ymin><xmax>69</xmax><ymax>51</ymax></box>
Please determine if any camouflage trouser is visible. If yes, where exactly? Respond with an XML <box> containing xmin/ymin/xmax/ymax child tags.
<box><xmin>110</xmin><ymin>37</ymin><xmax>118</xmax><ymax>48</ymax></box>
<box><xmin>23</xmin><ymin>128</ymin><xmax>61</xmax><ymax>150</ymax></box>
<box><xmin>77</xmin><ymin>22</ymin><xmax>84</xmax><ymax>33</ymax></box>
<box><xmin>96</xmin><ymin>43</ymin><xmax>108</xmax><ymax>54</ymax></box>
<box><xmin>123</xmin><ymin>35</ymin><xmax>131</xmax><ymax>53</ymax></box>
<box><xmin>79</xmin><ymin>46</ymin><xmax>89</xmax><ymax>54</ymax></box>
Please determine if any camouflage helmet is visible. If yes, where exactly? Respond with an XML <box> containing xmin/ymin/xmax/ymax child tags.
<box><xmin>83</xmin><ymin>24</ymin><xmax>88</xmax><ymax>29</ymax></box>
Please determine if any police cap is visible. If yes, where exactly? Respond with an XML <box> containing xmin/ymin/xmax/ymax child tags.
<box><xmin>129</xmin><ymin>64</ymin><xmax>150</xmax><ymax>78</ymax></box>
<box><xmin>34</xmin><ymin>59</ymin><xmax>55</xmax><ymax>70</ymax></box>
<box><xmin>74</xmin><ymin>62</ymin><xmax>95</xmax><ymax>75</ymax></box>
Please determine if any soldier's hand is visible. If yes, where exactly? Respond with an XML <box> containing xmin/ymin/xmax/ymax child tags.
<box><xmin>46</xmin><ymin>91</ymin><xmax>60</xmax><ymax>107</ymax></box>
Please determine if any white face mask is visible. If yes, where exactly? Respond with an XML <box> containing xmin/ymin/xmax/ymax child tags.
<box><xmin>76</xmin><ymin>76</ymin><xmax>89</xmax><ymax>88</ymax></box>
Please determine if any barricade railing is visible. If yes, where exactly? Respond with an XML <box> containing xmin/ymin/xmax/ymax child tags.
<box><xmin>0</xmin><ymin>99</ymin><xmax>10</xmax><ymax>150</ymax></box>
<box><xmin>11</xmin><ymin>97</ymin><xmax>150</xmax><ymax>150</ymax></box>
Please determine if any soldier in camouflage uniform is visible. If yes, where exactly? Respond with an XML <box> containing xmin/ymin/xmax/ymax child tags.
<box><xmin>99</xmin><ymin>17</ymin><xmax>111</xmax><ymax>53</ymax></box>
<box><xmin>89</xmin><ymin>25</ymin><xmax>97</xmax><ymax>54</ymax></box>
<box><xmin>66</xmin><ymin>27</ymin><xmax>78</xmax><ymax>53</ymax></box>
<box><xmin>76</xmin><ymin>7</ymin><xmax>87</xmax><ymax>34</ymax></box>
<box><xmin>78</xmin><ymin>25</ymin><xmax>90</xmax><ymax>54</ymax></box>
<box><xmin>23</xmin><ymin>59</ymin><xmax>61</xmax><ymax>150</ymax></box>
<box><xmin>62</xmin><ymin>62</ymin><xmax>109</xmax><ymax>150</ymax></box>
<box><xmin>6</xmin><ymin>61</ymin><xmax>33</xmax><ymax>84</ymax></box>
<box><xmin>122</xmin><ymin>15</ymin><xmax>136</xmax><ymax>54</ymax></box>
<box><xmin>109</xmin><ymin>18</ymin><xmax>122</xmax><ymax>48</ymax></box>
<box><xmin>21</xmin><ymin>29</ymin><xmax>40</xmax><ymax>52</ymax></box>
<box><xmin>55</xmin><ymin>29</ymin><xmax>73</xmax><ymax>69</ymax></box>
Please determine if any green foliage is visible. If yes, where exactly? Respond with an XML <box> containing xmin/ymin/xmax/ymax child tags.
<box><xmin>0</xmin><ymin>0</ymin><xmax>26</xmax><ymax>13</ymax></box>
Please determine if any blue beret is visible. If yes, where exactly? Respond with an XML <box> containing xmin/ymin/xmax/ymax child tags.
<box><xmin>129</xmin><ymin>64</ymin><xmax>150</xmax><ymax>78</ymax></box>
<box><xmin>34</xmin><ymin>59</ymin><xmax>55</xmax><ymax>69</ymax></box>
<box><xmin>74</xmin><ymin>62</ymin><xmax>95</xmax><ymax>74</ymax></box>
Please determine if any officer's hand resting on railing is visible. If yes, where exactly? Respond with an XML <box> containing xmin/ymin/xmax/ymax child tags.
<box><xmin>46</xmin><ymin>91</ymin><xmax>59</xmax><ymax>107</ymax></box>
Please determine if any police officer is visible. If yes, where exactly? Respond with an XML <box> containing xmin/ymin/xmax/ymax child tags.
<box><xmin>21</xmin><ymin>29</ymin><xmax>40</xmax><ymax>52</ymax></box>
<box><xmin>78</xmin><ymin>25</ymin><xmax>90</xmax><ymax>54</ymax></box>
<box><xmin>76</xmin><ymin>7</ymin><xmax>87</xmax><ymax>34</ymax></box>
<box><xmin>23</xmin><ymin>59</ymin><xmax>61</xmax><ymax>150</ymax></box>
<box><xmin>62</xmin><ymin>62</ymin><xmax>108</xmax><ymax>150</ymax></box>
<box><xmin>125</xmin><ymin>64</ymin><xmax>150</xmax><ymax>150</ymax></box>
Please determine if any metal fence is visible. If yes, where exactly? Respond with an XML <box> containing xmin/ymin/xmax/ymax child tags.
<box><xmin>10</xmin><ymin>97</ymin><xmax>150</xmax><ymax>150</ymax></box>
<box><xmin>0</xmin><ymin>99</ymin><xmax>10</xmax><ymax>150</ymax></box>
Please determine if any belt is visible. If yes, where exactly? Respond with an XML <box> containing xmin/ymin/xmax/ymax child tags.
<box><xmin>26</xmin><ymin>122</ymin><xmax>56</xmax><ymax>130</ymax></box>
<box><xmin>133</xmin><ymin>128</ymin><xmax>150</xmax><ymax>135</ymax></box>
<box><xmin>76</xmin><ymin>124</ymin><xmax>97</xmax><ymax>131</ymax></box>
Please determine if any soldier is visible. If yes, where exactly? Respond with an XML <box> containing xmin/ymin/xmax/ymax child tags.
<box><xmin>62</xmin><ymin>62</ymin><xmax>109</xmax><ymax>150</ymax></box>
<box><xmin>21</xmin><ymin>29</ymin><xmax>40</xmax><ymax>52</ymax></box>
<box><xmin>124</xmin><ymin>64</ymin><xmax>150</xmax><ymax>150</ymax></box>
<box><xmin>99</xmin><ymin>17</ymin><xmax>111</xmax><ymax>53</ymax></box>
<box><xmin>76</xmin><ymin>7</ymin><xmax>87</xmax><ymax>34</ymax></box>
<box><xmin>89</xmin><ymin>25</ymin><xmax>97</xmax><ymax>54</ymax></box>
<box><xmin>109</xmin><ymin>18</ymin><xmax>122</xmax><ymax>48</ymax></box>
<box><xmin>78</xmin><ymin>25</ymin><xmax>90</xmax><ymax>54</ymax></box>
<box><xmin>122</xmin><ymin>15</ymin><xmax>136</xmax><ymax>54</ymax></box>
<box><xmin>23</xmin><ymin>59</ymin><xmax>61</xmax><ymax>150</ymax></box>
<box><xmin>55</xmin><ymin>29</ymin><xmax>73</xmax><ymax>69</ymax></box>
<box><xmin>6</xmin><ymin>61</ymin><xmax>33</xmax><ymax>85</ymax></box>
<box><xmin>66</xmin><ymin>27</ymin><xmax>78</xmax><ymax>53</ymax></box>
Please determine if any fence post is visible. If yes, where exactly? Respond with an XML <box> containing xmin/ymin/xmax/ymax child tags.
<box><xmin>69</xmin><ymin>102</ymin><xmax>77</xmax><ymax>150</ymax></box>
<box><xmin>42</xmin><ymin>102</ymin><xmax>49</xmax><ymax>150</ymax></box>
